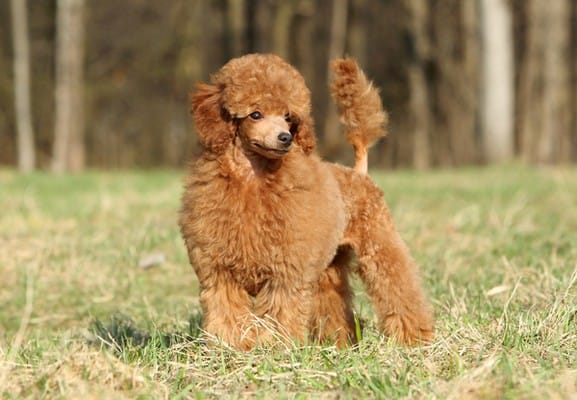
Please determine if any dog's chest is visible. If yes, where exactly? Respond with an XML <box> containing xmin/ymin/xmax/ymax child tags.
<box><xmin>186</xmin><ymin>172</ymin><xmax>345</xmax><ymax>292</ymax></box>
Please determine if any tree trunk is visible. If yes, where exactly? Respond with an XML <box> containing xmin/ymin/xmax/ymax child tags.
<box><xmin>517</xmin><ymin>0</ymin><xmax>572</xmax><ymax>163</ymax></box>
<box><xmin>246</xmin><ymin>0</ymin><xmax>274</xmax><ymax>53</ymax></box>
<box><xmin>572</xmin><ymin>1</ymin><xmax>577</xmax><ymax>162</ymax></box>
<box><xmin>428</xmin><ymin>0</ymin><xmax>481</xmax><ymax>167</ymax></box>
<box><xmin>540</xmin><ymin>0</ymin><xmax>571</xmax><ymax>163</ymax></box>
<box><xmin>226</xmin><ymin>0</ymin><xmax>246</xmax><ymax>57</ymax></box>
<box><xmin>324</xmin><ymin>0</ymin><xmax>349</xmax><ymax>158</ymax></box>
<box><xmin>348</xmin><ymin>0</ymin><xmax>368</xmax><ymax>65</ymax></box>
<box><xmin>516</xmin><ymin>0</ymin><xmax>542</xmax><ymax>162</ymax></box>
<box><xmin>10</xmin><ymin>0</ymin><xmax>35</xmax><ymax>172</ymax></box>
<box><xmin>292</xmin><ymin>0</ymin><xmax>316</xmax><ymax>82</ymax></box>
<box><xmin>480</xmin><ymin>0</ymin><xmax>514</xmax><ymax>162</ymax></box>
<box><xmin>405</xmin><ymin>0</ymin><xmax>431</xmax><ymax>169</ymax></box>
<box><xmin>52</xmin><ymin>0</ymin><xmax>85</xmax><ymax>172</ymax></box>
<box><xmin>273</xmin><ymin>1</ymin><xmax>295</xmax><ymax>59</ymax></box>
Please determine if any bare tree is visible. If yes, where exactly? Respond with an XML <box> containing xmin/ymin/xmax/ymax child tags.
<box><xmin>52</xmin><ymin>0</ymin><xmax>85</xmax><ymax>173</ymax></box>
<box><xmin>348</xmin><ymin>0</ymin><xmax>369</xmax><ymax>65</ymax></box>
<box><xmin>405</xmin><ymin>0</ymin><xmax>431</xmax><ymax>169</ymax></box>
<box><xmin>324</xmin><ymin>0</ymin><xmax>349</xmax><ymax>157</ymax></box>
<box><xmin>292</xmin><ymin>0</ymin><xmax>316</xmax><ymax>82</ymax></box>
<box><xmin>10</xmin><ymin>0</ymin><xmax>35</xmax><ymax>172</ymax></box>
<box><xmin>480</xmin><ymin>0</ymin><xmax>514</xmax><ymax>162</ymax></box>
<box><xmin>433</xmin><ymin>2</ymin><xmax>481</xmax><ymax>166</ymax></box>
<box><xmin>226</xmin><ymin>0</ymin><xmax>246</xmax><ymax>57</ymax></box>
<box><xmin>517</xmin><ymin>0</ymin><xmax>572</xmax><ymax>163</ymax></box>
<box><xmin>540</xmin><ymin>0</ymin><xmax>571</xmax><ymax>163</ymax></box>
<box><xmin>273</xmin><ymin>1</ymin><xmax>296</xmax><ymax>59</ymax></box>
<box><xmin>572</xmin><ymin>1</ymin><xmax>577</xmax><ymax>162</ymax></box>
<box><xmin>246</xmin><ymin>0</ymin><xmax>274</xmax><ymax>52</ymax></box>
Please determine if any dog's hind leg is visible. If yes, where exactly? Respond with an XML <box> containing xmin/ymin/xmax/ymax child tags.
<box><xmin>310</xmin><ymin>246</ymin><xmax>357</xmax><ymax>347</ymax></box>
<box><xmin>343</xmin><ymin>179</ymin><xmax>434</xmax><ymax>345</ymax></box>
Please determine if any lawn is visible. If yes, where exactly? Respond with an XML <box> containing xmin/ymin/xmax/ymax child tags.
<box><xmin>0</xmin><ymin>165</ymin><xmax>575</xmax><ymax>399</ymax></box>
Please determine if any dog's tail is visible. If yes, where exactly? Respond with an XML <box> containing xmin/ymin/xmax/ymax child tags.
<box><xmin>331</xmin><ymin>59</ymin><xmax>388</xmax><ymax>174</ymax></box>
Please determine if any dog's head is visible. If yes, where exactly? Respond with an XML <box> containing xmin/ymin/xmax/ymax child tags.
<box><xmin>190</xmin><ymin>54</ymin><xmax>316</xmax><ymax>157</ymax></box>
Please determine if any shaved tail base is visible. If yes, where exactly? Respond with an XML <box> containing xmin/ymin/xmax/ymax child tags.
<box><xmin>351</xmin><ymin>134</ymin><xmax>368</xmax><ymax>175</ymax></box>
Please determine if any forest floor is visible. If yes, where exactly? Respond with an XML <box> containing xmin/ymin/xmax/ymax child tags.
<box><xmin>0</xmin><ymin>165</ymin><xmax>576</xmax><ymax>399</ymax></box>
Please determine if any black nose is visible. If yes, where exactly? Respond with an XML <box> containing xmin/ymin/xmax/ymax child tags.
<box><xmin>277</xmin><ymin>132</ymin><xmax>293</xmax><ymax>146</ymax></box>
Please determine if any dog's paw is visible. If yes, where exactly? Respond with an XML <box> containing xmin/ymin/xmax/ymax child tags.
<box><xmin>383</xmin><ymin>313</ymin><xmax>434</xmax><ymax>346</ymax></box>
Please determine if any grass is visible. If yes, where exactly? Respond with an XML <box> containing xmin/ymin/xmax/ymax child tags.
<box><xmin>0</xmin><ymin>165</ymin><xmax>576</xmax><ymax>399</ymax></box>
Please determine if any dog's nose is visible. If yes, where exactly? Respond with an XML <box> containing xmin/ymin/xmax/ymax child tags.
<box><xmin>277</xmin><ymin>132</ymin><xmax>293</xmax><ymax>147</ymax></box>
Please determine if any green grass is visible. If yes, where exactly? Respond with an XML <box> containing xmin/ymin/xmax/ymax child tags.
<box><xmin>0</xmin><ymin>165</ymin><xmax>576</xmax><ymax>399</ymax></box>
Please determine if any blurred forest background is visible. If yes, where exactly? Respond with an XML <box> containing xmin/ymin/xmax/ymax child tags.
<box><xmin>1</xmin><ymin>0</ymin><xmax>576</xmax><ymax>171</ymax></box>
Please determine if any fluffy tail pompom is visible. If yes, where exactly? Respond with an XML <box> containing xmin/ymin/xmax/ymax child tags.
<box><xmin>331</xmin><ymin>59</ymin><xmax>388</xmax><ymax>174</ymax></box>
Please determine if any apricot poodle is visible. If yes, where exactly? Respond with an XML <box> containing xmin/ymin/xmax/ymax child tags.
<box><xmin>179</xmin><ymin>53</ymin><xmax>433</xmax><ymax>350</ymax></box>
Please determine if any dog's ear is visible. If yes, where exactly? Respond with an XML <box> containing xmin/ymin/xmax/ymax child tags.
<box><xmin>190</xmin><ymin>83</ymin><xmax>235</xmax><ymax>154</ymax></box>
<box><xmin>293</xmin><ymin>115</ymin><xmax>317</xmax><ymax>155</ymax></box>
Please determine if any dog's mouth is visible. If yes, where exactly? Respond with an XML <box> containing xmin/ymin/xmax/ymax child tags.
<box><xmin>251</xmin><ymin>141</ymin><xmax>291</xmax><ymax>157</ymax></box>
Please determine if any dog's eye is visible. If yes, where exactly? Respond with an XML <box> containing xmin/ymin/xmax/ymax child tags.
<box><xmin>249</xmin><ymin>111</ymin><xmax>263</xmax><ymax>120</ymax></box>
<box><xmin>284</xmin><ymin>113</ymin><xmax>292</xmax><ymax>123</ymax></box>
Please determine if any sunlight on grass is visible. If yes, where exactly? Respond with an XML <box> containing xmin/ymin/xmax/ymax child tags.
<box><xmin>0</xmin><ymin>165</ymin><xmax>576</xmax><ymax>398</ymax></box>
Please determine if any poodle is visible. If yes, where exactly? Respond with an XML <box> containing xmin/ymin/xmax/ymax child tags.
<box><xmin>179</xmin><ymin>53</ymin><xmax>433</xmax><ymax>350</ymax></box>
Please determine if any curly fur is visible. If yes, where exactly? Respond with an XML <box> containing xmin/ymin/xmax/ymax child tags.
<box><xmin>179</xmin><ymin>53</ymin><xmax>433</xmax><ymax>350</ymax></box>
<box><xmin>331</xmin><ymin>59</ymin><xmax>388</xmax><ymax>174</ymax></box>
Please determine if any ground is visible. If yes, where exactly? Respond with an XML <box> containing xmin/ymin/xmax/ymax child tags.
<box><xmin>0</xmin><ymin>165</ymin><xmax>575</xmax><ymax>399</ymax></box>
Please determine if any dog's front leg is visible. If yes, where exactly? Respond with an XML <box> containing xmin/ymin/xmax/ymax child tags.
<box><xmin>251</xmin><ymin>278</ymin><xmax>313</xmax><ymax>347</ymax></box>
<box><xmin>199</xmin><ymin>273</ymin><xmax>256</xmax><ymax>350</ymax></box>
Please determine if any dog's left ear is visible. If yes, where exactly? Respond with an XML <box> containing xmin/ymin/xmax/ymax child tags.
<box><xmin>293</xmin><ymin>115</ymin><xmax>317</xmax><ymax>155</ymax></box>
<box><xmin>190</xmin><ymin>83</ymin><xmax>235</xmax><ymax>154</ymax></box>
